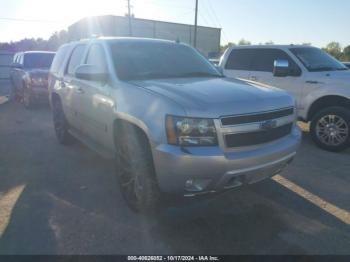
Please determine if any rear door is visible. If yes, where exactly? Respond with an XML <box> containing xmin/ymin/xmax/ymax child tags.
<box><xmin>248</xmin><ymin>48</ymin><xmax>304</xmax><ymax>103</ymax></box>
<box><xmin>223</xmin><ymin>48</ymin><xmax>254</xmax><ymax>80</ymax></box>
<box><xmin>61</xmin><ymin>44</ymin><xmax>87</xmax><ymax>132</ymax></box>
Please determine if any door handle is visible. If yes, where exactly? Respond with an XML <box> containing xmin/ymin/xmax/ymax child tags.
<box><xmin>76</xmin><ymin>87</ymin><xmax>85</xmax><ymax>94</ymax></box>
<box><xmin>250</xmin><ymin>76</ymin><xmax>257</xmax><ymax>81</ymax></box>
<box><xmin>306</xmin><ymin>80</ymin><xmax>319</xmax><ymax>84</ymax></box>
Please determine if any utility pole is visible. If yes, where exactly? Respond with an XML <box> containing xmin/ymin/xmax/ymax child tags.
<box><xmin>193</xmin><ymin>0</ymin><xmax>199</xmax><ymax>48</ymax></box>
<box><xmin>127</xmin><ymin>0</ymin><xmax>133</xmax><ymax>36</ymax></box>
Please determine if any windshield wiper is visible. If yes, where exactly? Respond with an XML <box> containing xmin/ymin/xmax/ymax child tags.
<box><xmin>310</xmin><ymin>67</ymin><xmax>336</xmax><ymax>72</ymax></box>
<box><xmin>177</xmin><ymin>72</ymin><xmax>223</xmax><ymax>78</ymax></box>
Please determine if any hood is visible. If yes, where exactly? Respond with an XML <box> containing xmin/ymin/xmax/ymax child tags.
<box><xmin>311</xmin><ymin>70</ymin><xmax>350</xmax><ymax>84</ymax></box>
<box><xmin>130</xmin><ymin>77</ymin><xmax>294</xmax><ymax>118</ymax></box>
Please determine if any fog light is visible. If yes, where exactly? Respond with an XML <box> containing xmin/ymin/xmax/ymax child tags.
<box><xmin>185</xmin><ymin>179</ymin><xmax>211</xmax><ymax>192</ymax></box>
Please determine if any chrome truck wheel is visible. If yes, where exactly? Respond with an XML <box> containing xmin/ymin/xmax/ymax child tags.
<box><xmin>311</xmin><ymin>107</ymin><xmax>350</xmax><ymax>152</ymax></box>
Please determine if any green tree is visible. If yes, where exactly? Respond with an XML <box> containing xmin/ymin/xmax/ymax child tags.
<box><xmin>342</xmin><ymin>45</ymin><xmax>350</xmax><ymax>61</ymax></box>
<box><xmin>0</xmin><ymin>30</ymin><xmax>69</xmax><ymax>52</ymax></box>
<box><xmin>323</xmin><ymin>42</ymin><xmax>342</xmax><ymax>60</ymax></box>
<box><xmin>238</xmin><ymin>39</ymin><xmax>251</xmax><ymax>46</ymax></box>
<box><xmin>220</xmin><ymin>42</ymin><xmax>236</xmax><ymax>54</ymax></box>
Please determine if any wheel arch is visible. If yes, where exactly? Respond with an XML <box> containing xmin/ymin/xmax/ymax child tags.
<box><xmin>50</xmin><ymin>92</ymin><xmax>61</xmax><ymax>107</ymax></box>
<box><xmin>113</xmin><ymin>117</ymin><xmax>159</xmax><ymax>180</ymax></box>
<box><xmin>113</xmin><ymin>117</ymin><xmax>154</xmax><ymax>150</ymax></box>
<box><xmin>307</xmin><ymin>95</ymin><xmax>350</xmax><ymax>121</ymax></box>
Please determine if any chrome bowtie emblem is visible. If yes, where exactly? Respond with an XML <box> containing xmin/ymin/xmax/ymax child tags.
<box><xmin>260</xmin><ymin>120</ymin><xmax>278</xmax><ymax>130</ymax></box>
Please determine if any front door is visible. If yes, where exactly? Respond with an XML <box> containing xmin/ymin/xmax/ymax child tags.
<box><xmin>77</xmin><ymin>44</ymin><xmax>115</xmax><ymax>150</ymax></box>
<box><xmin>247</xmin><ymin>48</ymin><xmax>304</xmax><ymax>108</ymax></box>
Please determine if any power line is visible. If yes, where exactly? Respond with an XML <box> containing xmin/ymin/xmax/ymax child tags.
<box><xmin>0</xmin><ymin>17</ymin><xmax>61</xmax><ymax>23</ymax></box>
<box><xmin>201</xmin><ymin>1</ymin><xmax>219</xmax><ymax>27</ymax></box>
<box><xmin>205</xmin><ymin>0</ymin><xmax>229</xmax><ymax>43</ymax></box>
<box><xmin>133</xmin><ymin>0</ymin><xmax>192</xmax><ymax>10</ymax></box>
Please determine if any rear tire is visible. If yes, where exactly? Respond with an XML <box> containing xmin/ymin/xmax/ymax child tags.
<box><xmin>310</xmin><ymin>106</ymin><xmax>350</xmax><ymax>152</ymax></box>
<box><xmin>9</xmin><ymin>79</ymin><xmax>16</xmax><ymax>101</ymax></box>
<box><xmin>52</xmin><ymin>98</ymin><xmax>74</xmax><ymax>145</ymax></box>
<box><xmin>115</xmin><ymin>123</ymin><xmax>161</xmax><ymax>213</ymax></box>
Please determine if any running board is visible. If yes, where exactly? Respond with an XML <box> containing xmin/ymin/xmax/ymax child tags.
<box><xmin>68</xmin><ymin>129</ymin><xmax>115</xmax><ymax>160</ymax></box>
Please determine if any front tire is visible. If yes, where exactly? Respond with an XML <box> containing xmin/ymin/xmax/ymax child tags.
<box><xmin>310</xmin><ymin>107</ymin><xmax>350</xmax><ymax>152</ymax></box>
<box><xmin>52</xmin><ymin>98</ymin><xmax>74</xmax><ymax>145</ymax></box>
<box><xmin>115</xmin><ymin>123</ymin><xmax>161</xmax><ymax>213</ymax></box>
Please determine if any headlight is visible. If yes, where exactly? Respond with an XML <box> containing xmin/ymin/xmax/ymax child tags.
<box><xmin>166</xmin><ymin>115</ymin><xmax>218</xmax><ymax>146</ymax></box>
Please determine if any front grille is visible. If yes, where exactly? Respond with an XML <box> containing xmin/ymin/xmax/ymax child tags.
<box><xmin>221</xmin><ymin>108</ymin><xmax>294</xmax><ymax>126</ymax></box>
<box><xmin>225</xmin><ymin>123</ymin><xmax>293</xmax><ymax>148</ymax></box>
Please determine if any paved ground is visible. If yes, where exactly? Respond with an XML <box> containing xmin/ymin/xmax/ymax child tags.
<box><xmin>0</xmin><ymin>79</ymin><xmax>11</xmax><ymax>97</ymax></box>
<box><xmin>0</xmin><ymin>80</ymin><xmax>11</xmax><ymax>105</ymax></box>
<box><xmin>0</xmin><ymin>102</ymin><xmax>349</xmax><ymax>255</ymax></box>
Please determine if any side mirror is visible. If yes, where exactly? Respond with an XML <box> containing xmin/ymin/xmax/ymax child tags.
<box><xmin>273</xmin><ymin>59</ymin><xmax>289</xmax><ymax>77</ymax></box>
<box><xmin>75</xmin><ymin>64</ymin><xmax>108</xmax><ymax>82</ymax></box>
<box><xmin>11</xmin><ymin>63</ymin><xmax>22</xmax><ymax>69</ymax></box>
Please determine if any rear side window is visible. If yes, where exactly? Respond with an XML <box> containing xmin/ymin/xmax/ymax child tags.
<box><xmin>13</xmin><ymin>54</ymin><xmax>18</xmax><ymax>63</ymax></box>
<box><xmin>19</xmin><ymin>54</ymin><xmax>24</xmax><ymax>65</ymax></box>
<box><xmin>66</xmin><ymin>45</ymin><xmax>86</xmax><ymax>76</ymax></box>
<box><xmin>86</xmin><ymin>44</ymin><xmax>107</xmax><ymax>70</ymax></box>
<box><xmin>225</xmin><ymin>49</ymin><xmax>255</xmax><ymax>70</ymax></box>
<box><xmin>51</xmin><ymin>46</ymin><xmax>69</xmax><ymax>74</ymax></box>
<box><xmin>251</xmin><ymin>48</ymin><xmax>301</xmax><ymax>76</ymax></box>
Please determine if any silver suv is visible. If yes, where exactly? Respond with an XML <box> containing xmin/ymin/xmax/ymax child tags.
<box><xmin>48</xmin><ymin>38</ymin><xmax>301</xmax><ymax>212</ymax></box>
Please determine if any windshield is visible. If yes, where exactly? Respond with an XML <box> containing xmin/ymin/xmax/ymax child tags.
<box><xmin>109</xmin><ymin>41</ymin><xmax>222</xmax><ymax>80</ymax></box>
<box><xmin>23</xmin><ymin>53</ymin><xmax>55</xmax><ymax>69</ymax></box>
<box><xmin>290</xmin><ymin>47</ymin><xmax>348</xmax><ymax>72</ymax></box>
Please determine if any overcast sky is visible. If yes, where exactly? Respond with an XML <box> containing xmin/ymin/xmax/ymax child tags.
<box><xmin>0</xmin><ymin>0</ymin><xmax>349</xmax><ymax>48</ymax></box>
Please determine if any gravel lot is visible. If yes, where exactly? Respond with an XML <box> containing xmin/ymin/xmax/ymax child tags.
<box><xmin>0</xmin><ymin>102</ymin><xmax>350</xmax><ymax>255</ymax></box>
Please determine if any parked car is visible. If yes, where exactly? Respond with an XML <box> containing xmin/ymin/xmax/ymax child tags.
<box><xmin>209</xmin><ymin>58</ymin><xmax>220</xmax><ymax>66</ymax></box>
<box><xmin>10</xmin><ymin>51</ymin><xmax>55</xmax><ymax>108</ymax></box>
<box><xmin>49</xmin><ymin>38</ymin><xmax>301</xmax><ymax>212</ymax></box>
<box><xmin>220</xmin><ymin>45</ymin><xmax>350</xmax><ymax>152</ymax></box>
<box><xmin>344</xmin><ymin>62</ymin><xmax>350</xmax><ymax>69</ymax></box>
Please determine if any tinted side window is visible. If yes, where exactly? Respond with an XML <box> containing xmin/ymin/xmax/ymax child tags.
<box><xmin>13</xmin><ymin>54</ymin><xmax>18</xmax><ymax>63</ymax></box>
<box><xmin>19</xmin><ymin>54</ymin><xmax>24</xmax><ymax>65</ymax></box>
<box><xmin>251</xmin><ymin>48</ymin><xmax>301</xmax><ymax>76</ymax></box>
<box><xmin>67</xmin><ymin>45</ymin><xmax>86</xmax><ymax>76</ymax></box>
<box><xmin>225</xmin><ymin>49</ymin><xmax>255</xmax><ymax>70</ymax></box>
<box><xmin>51</xmin><ymin>46</ymin><xmax>69</xmax><ymax>74</ymax></box>
<box><xmin>86</xmin><ymin>44</ymin><xmax>107</xmax><ymax>70</ymax></box>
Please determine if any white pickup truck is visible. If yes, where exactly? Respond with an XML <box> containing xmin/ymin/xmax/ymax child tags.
<box><xmin>220</xmin><ymin>45</ymin><xmax>350</xmax><ymax>152</ymax></box>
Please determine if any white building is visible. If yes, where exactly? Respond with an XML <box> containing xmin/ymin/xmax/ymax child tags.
<box><xmin>68</xmin><ymin>15</ymin><xmax>221</xmax><ymax>58</ymax></box>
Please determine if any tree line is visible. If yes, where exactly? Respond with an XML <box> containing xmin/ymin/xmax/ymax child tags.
<box><xmin>0</xmin><ymin>30</ymin><xmax>69</xmax><ymax>53</ymax></box>
<box><xmin>1</xmin><ymin>33</ymin><xmax>349</xmax><ymax>62</ymax></box>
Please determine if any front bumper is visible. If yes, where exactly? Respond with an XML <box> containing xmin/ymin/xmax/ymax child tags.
<box><xmin>152</xmin><ymin>126</ymin><xmax>301</xmax><ymax>196</ymax></box>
